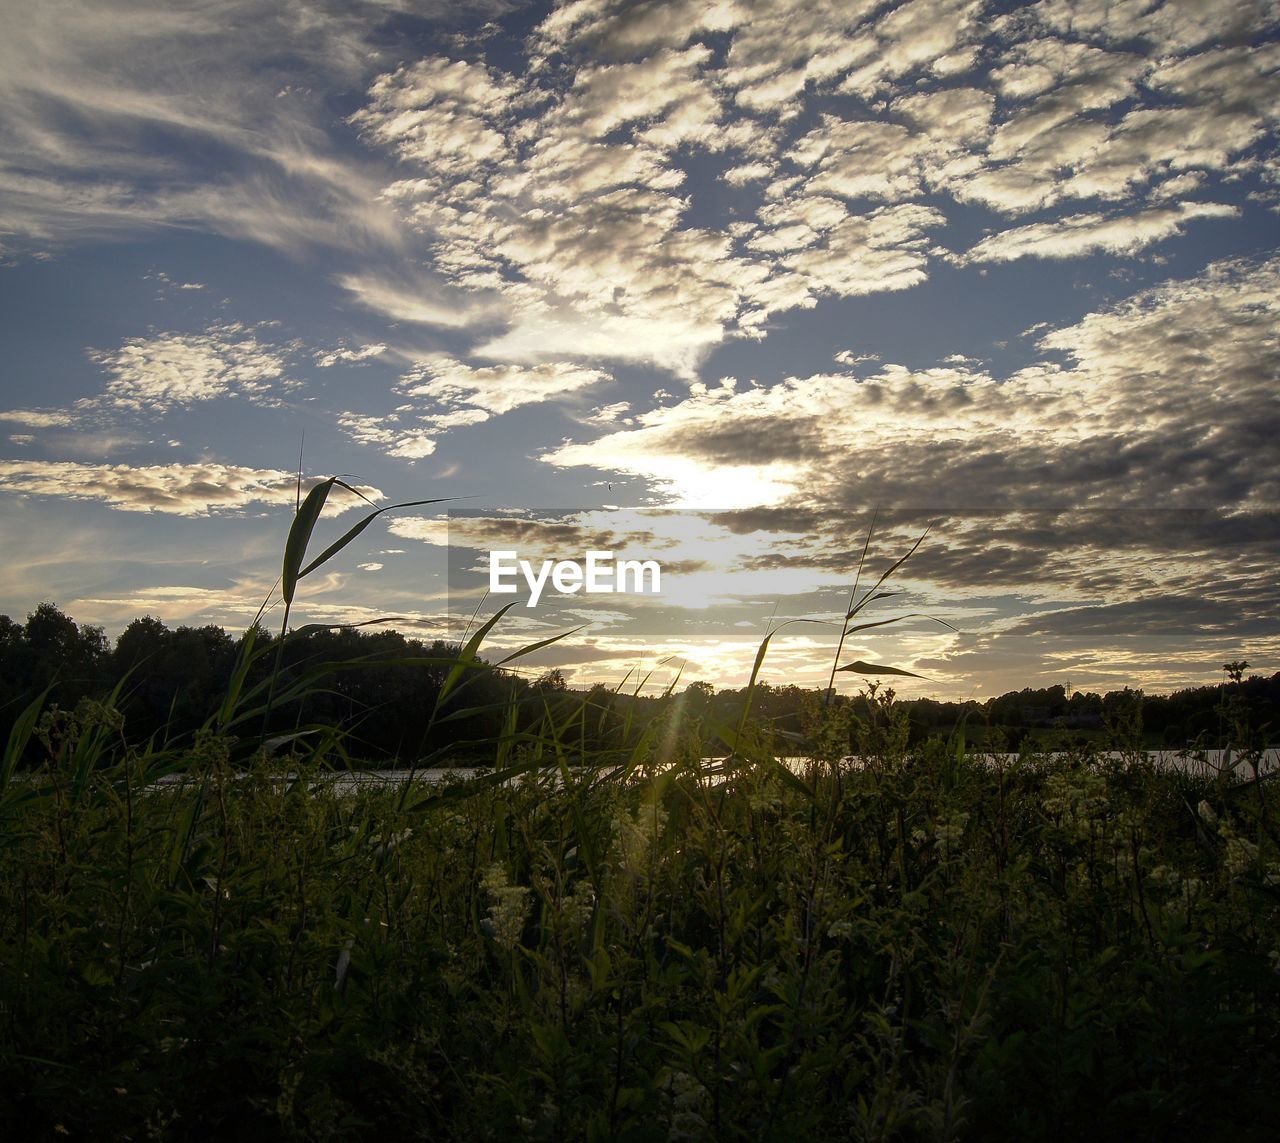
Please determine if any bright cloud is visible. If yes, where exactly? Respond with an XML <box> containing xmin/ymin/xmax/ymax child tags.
<box><xmin>2</xmin><ymin>0</ymin><xmax>1278</xmax><ymax>695</ymax></box>
<box><xmin>89</xmin><ymin>324</ymin><xmax>292</xmax><ymax>412</ymax></box>
<box><xmin>0</xmin><ymin>409</ymin><xmax>77</xmax><ymax>427</ymax></box>
<box><xmin>545</xmin><ymin>257</ymin><xmax>1280</xmax><ymax>510</ymax></box>
<box><xmin>399</xmin><ymin>358</ymin><xmax>612</xmax><ymax>418</ymax></box>
<box><xmin>314</xmin><ymin>343</ymin><xmax>387</xmax><ymax>368</ymax></box>
<box><xmin>964</xmin><ymin>202</ymin><xmax>1239</xmax><ymax>263</ymax></box>
<box><xmin>0</xmin><ymin>461</ymin><xmax>380</xmax><ymax>516</ymax></box>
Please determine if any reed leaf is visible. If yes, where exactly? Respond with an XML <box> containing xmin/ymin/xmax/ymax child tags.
<box><xmin>844</xmin><ymin>612</ymin><xmax>957</xmax><ymax>636</ymax></box>
<box><xmin>836</xmin><ymin>659</ymin><xmax>926</xmax><ymax>679</ymax></box>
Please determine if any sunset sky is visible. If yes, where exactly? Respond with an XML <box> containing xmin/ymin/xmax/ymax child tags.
<box><xmin>1</xmin><ymin>0</ymin><xmax>1277</xmax><ymax>699</ymax></box>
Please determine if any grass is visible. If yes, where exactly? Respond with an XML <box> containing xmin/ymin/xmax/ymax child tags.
<box><xmin>0</xmin><ymin>483</ymin><xmax>1276</xmax><ymax>1140</ymax></box>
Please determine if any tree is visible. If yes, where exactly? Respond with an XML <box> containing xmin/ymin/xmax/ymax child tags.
<box><xmin>24</xmin><ymin>602</ymin><xmax>106</xmax><ymax>689</ymax></box>
<box><xmin>534</xmin><ymin>668</ymin><xmax>568</xmax><ymax>692</ymax></box>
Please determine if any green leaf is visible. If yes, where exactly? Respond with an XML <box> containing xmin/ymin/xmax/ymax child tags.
<box><xmin>1</xmin><ymin>687</ymin><xmax>50</xmax><ymax>793</ymax></box>
<box><xmin>844</xmin><ymin>612</ymin><xmax>956</xmax><ymax>636</ymax></box>
<box><xmin>846</xmin><ymin>527</ymin><xmax>930</xmax><ymax>619</ymax></box>
<box><xmin>297</xmin><ymin>496</ymin><xmax>451</xmax><ymax>580</ymax></box>
<box><xmin>283</xmin><ymin>477</ymin><xmax>339</xmax><ymax>607</ymax></box>
<box><xmin>836</xmin><ymin>660</ymin><xmax>926</xmax><ymax>679</ymax></box>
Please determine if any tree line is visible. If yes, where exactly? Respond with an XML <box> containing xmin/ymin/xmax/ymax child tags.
<box><xmin>0</xmin><ymin>603</ymin><xmax>1274</xmax><ymax>764</ymax></box>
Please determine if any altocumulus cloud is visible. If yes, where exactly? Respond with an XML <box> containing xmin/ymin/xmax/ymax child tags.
<box><xmin>544</xmin><ymin>257</ymin><xmax>1280</xmax><ymax>510</ymax></box>
<box><xmin>2</xmin><ymin>0</ymin><xmax>1276</xmax><ymax>383</ymax></box>
<box><xmin>88</xmin><ymin>324</ymin><xmax>295</xmax><ymax>413</ymax></box>
<box><xmin>333</xmin><ymin>358</ymin><xmax>613</xmax><ymax>458</ymax></box>
<box><xmin>0</xmin><ymin>461</ymin><xmax>380</xmax><ymax>516</ymax></box>
<box><xmin>963</xmin><ymin>202</ymin><xmax>1239</xmax><ymax>264</ymax></box>
<box><xmin>332</xmin><ymin>0</ymin><xmax>1280</xmax><ymax>378</ymax></box>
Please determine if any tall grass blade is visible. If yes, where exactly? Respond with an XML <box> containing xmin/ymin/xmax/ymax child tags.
<box><xmin>282</xmin><ymin>478</ymin><xmax>341</xmax><ymax>609</ymax></box>
<box><xmin>836</xmin><ymin>660</ymin><xmax>926</xmax><ymax>679</ymax></box>
<box><xmin>296</xmin><ymin>496</ymin><xmax>451</xmax><ymax>581</ymax></box>
<box><xmin>1</xmin><ymin>688</ymin><xmax>50</xmax><ymax>794</ymax></box>
<box><xmin>844</xmin><ymin>613</ymin><xmax>956</xmax><ymax>636</ymax></box>
<box><xmin>846</xmin><ymin>526</ymin><xmax>930</xmax><ymax>620</ymax></box>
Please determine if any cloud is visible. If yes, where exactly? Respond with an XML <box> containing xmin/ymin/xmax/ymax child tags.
<box><xmin>336</xmin><ymin>414</ymin><xmax>438</xmax><ymax>459</ymax></box>
<box><xmin>963</xmin><ymin>201</ymin><xmax>1239</xmax><ymax>263</ymax></box>
<box><xmin>543</xmin><ymin>257</ymin><xmax>1280</xmax><ymax>511</ymax></box>
<box><xmin>353</xmin><ymin>11</ymin><xmax>974</xmax><ymax>375</ymax></box>
<box><xmin>349</xmin><ymin>55</ymin><xmax>523</xmax><ymax>170</ymax></box>
<box><xmin>0</xmin><ymin>460</ymin><xmax>381</xmax><ymax>516</ymax></box>
<box><xmin>10</xmin><ymin>0</ymin><xmax>1271</xmax><ymax>388</ymax></box>
<box><xmin>771</xmin><ymin>203</ymin><xmax>945</xmax><ymax>298</ymax></box>
<box><xmin>314</xmin><ymin>343</ymin><xmax>388</xmax><ymax>368</ymax></box>
<box><xmin>0</xmin><ymin>409</ymin><xmax>77</xmax><ymax>427</ymax></box>
<box><xmin>333</xmin><ymin>356</ymin><xmax>615</xmax><ymax>457</ymax></box>
<box><xmin>399</xmin><ymin>358</ymin><xmax>612</xmax><ymax>417</ymax></box>
<box><xmin>334</xmin><ymin>272</ymin><xmax>487</xmax><ymax>327</ymax></box>
<box><xmin>345</xmin><ymin>0</ymin><xmax>1276</xmax><ymax>377</ymax></box>
<box><xmin>1028</xmin><ymin>0</ymin><xmax>1278</xmax><ymax>56</ymax></box>
<box><xmin>0</xmin><ymin>325</ymin><xmax>301</xmax><ymax>451</ymax></box>
<box><xmin>536</xmin><ymin>45</ymin><xmax>723</xmax><ymax>147</ymax></box>
<box><xmin>582</xmin><ymin>401</ymin><xmax>632</xmax><ymax>426</ymax></box>
<box><xmin>385</xmin><ymin>515</ymin><xmax>449</xmax><ymax>546</ymax></box>
<box><xmin>0</xmin><ymin>0</ymin><xmax>428</xmax><ymax>256</ymax></box>
<box><xmin>529</xmin><ymin>0</ymin><xmax>738</xmax><ymax>65</ymax></box>
<box><xmin>837</xmin><ymin>0</ymin><xmax>983</xmax><ymax>98</ymax></box>
<box><xmin>88</xmin><ymin>323</ymin><xmax>293</xmax><ymax>412</ymax></box>
<box><xmin>68</xmin><ymin>582</ymin><xmax>450</xmax><ymax>634</ymax></box>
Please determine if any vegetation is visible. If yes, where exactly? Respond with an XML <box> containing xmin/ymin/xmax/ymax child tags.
<box><xmin>1</xmin><ymin>603</ymin><xmax>1275</xmax><ymax>766</ymax></box>
<box><xmin>0</xmin><ymin>487</ymin><xmax>1276</xmax><ymax>1139</ymax></box>
<box><xmin>1</xmin><ymin>698</ymin><xmax>1277</xmax><ymax>1139</ymax></box>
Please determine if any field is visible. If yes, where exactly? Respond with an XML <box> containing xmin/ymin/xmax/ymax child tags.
<box><xmin>1</xmin><ymin>693</ymin><xmax>1278</xmax><ymax>1140</ymax></box>
<box><xmin>1</xmin><ymin>487</ymin><xmax>1276</xmax><ymax>1140</ymax></box>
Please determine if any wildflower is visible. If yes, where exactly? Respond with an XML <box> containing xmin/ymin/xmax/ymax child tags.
<box><xmin>1042</xmin><ymin>770</ymin><xmax>1109</xmax><ymax>840</ymax></box>
<box><xmin>480</xmin><ymin>863</ymin><xmax>530</xmax><ymax>949</ymax></box>
<box><xmin>663</xmin><ymin>1071</ymin><xmax>710</xmax><ymax>1142</ymax></box>
<box><xmin>75</xmin><ymin>697</ymin><xmax>126</xmax><ymax>733</ymax></box>
<box><xmin>371</xmin><ymin>828</ymin><xmax>413</xmax><ymax>862</ymax></box>
<box><xmin>558</xmin><ymin>880</ymin><xmax>595</xmax><ymax>932</ymax></box>
<box><xmin>1223</xmin><ymin>835</ymin><xmax>1259</xmax><ymax>878</ymax></box>
<box><xmin>934</xmin><ymin>809</ymin><xmax>969</xmax><ymax>858</ymax></box>
<box><xmin>613</xmin><ymin>797</ymin><xmax>668</xmax><ymax>875</ymax></box>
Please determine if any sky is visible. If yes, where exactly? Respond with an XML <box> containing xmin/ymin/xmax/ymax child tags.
<box><xmin>0</xmin><ymin>0</ymin><xmax>1277</xmax><ymax>701</ymax></box>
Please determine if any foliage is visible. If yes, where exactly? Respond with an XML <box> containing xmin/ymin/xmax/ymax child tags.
<box><xmin>0</xmin><ymin>487</ymin><xmax>1276</xmax><ymax>1138</ymax></box>
<box><xmin>0</xmin><ymin>714</ymin><xmax>1277</xmax><ymax>1139</ymax></box>
<box><xmin>3</xmin><ymin>605</ymin><xmax>1276</xmax><ymax>765</ymax></box>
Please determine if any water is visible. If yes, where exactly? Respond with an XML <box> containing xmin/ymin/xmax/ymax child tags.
<box><xmin>163</xmin><ymin>746</ymin><xmax>1276</xmax><ymax>795</ymax></box>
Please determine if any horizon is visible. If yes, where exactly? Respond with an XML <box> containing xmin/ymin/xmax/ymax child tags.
<box><xmin>6</xmin><ymin>593</ymin><xmax>1274</xmax><ymax>710</ymax></box>
<box><xmin>1</xmin><ymin>0</ymin><xmax>1277</xmax><ymax>700</ymax></box>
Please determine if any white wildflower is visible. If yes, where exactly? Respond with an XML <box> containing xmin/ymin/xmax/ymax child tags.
<box><xmin>613</xmin><ymin>797</ymin><xmax>668</xmax><ymax>875</ymax></box>
<box><xmin>1224</xmin><ymin>836</ymin><xmax>1259</xmax><ymax>878</ymax></box>
<box><xmin>480</xmin><ymin>862</ymin><xmax>530</xmax><ymax>949</ymax></box>
<box><xmin>934</xmin><ymin>809</ymin><xmax>969</xmax><ymax>858</ymax></box>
